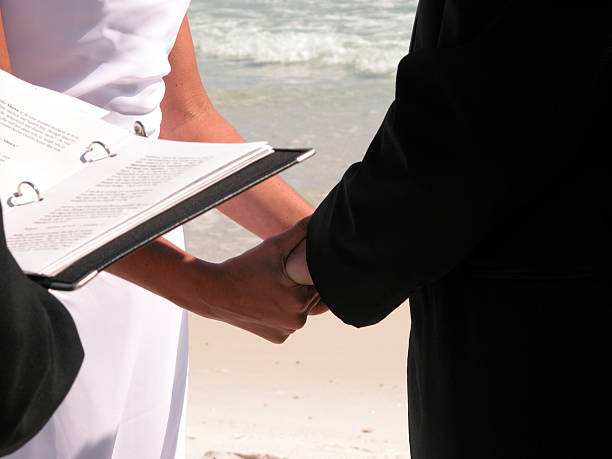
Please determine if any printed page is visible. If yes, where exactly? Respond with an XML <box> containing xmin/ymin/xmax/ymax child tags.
<box><xmin>5</xmin><ymin>138</ymin><xmax>272</xmax><ymax>276</ymax></box>
<box><xmin>0</xmin><ymin>70</ymin><xmax>130</xmax><ymax>203</ymax></box>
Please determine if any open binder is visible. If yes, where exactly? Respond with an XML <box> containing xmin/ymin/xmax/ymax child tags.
<box><xmin>22</xmin><ymin>147</ymin><xmax>313</xmax><ymax>290</ymax></box>
<box><xmin>0</xmin><ymin>70</ymin><xmax>314</xmax><ymax>290</ymax></box>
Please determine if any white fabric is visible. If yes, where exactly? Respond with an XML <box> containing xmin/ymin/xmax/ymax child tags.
<box><xmin>1</xmin><ymin>0</ymin><xmax>192</xmax><ymax>458</ymax></box>
<box><xmin>1</xmin><ymin>0</ymin><xmax>190</xmax><ymax>138</ymax></box>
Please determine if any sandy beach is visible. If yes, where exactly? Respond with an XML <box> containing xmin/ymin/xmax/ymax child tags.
<box><xmin>184</xmin><ymin>213</ymin><xmax>411</xmax><ymax>459</ymax></box>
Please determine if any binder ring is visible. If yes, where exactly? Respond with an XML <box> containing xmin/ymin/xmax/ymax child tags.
<box><xmin>7</xmin><ymin>181</ymin><xmax>44</xmax><ymax>207</ymax></box>
<box><xmin>81</xmin><ymin>140</ymin><xmax>116</xmax><ymax>163</ymax></box>
<box><xmin>133</xmin><ymin>121</ymin><xmax>147</xmax><ymax>137</ymax></box>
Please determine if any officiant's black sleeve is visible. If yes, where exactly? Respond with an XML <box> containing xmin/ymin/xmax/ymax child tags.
<box><xmin>0</xmin><ymin>205</ymin><xmax>83</xmax><ymax>456</ymax></box>
<box><xmin>306</xmin><ymin>2</ymin><xmax>611</xmax><ymax>326</ymax></box>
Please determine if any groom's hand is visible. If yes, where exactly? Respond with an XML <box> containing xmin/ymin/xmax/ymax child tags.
<box><xmin>285</xmin><ymin>239</ymin><xmax>312</xmax><ymax>285</ymax></box>
<box><xmin>285</xmin><ymin>224</ymin><xmax>329</xmax><ymax>316</ymax></box>
<box><xmin>195</xmin><ymin>217</ymin><xmax>323</xmax><ymax>343</ymax></box>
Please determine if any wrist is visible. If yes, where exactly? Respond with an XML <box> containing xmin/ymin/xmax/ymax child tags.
<box><xmin>168</xmin><ymin>257</ymin><xmax>222</xmax><ymax>318</ymax></box>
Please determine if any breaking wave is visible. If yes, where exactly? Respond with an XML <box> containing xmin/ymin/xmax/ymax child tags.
<box><xmin>189</xmin><ymin>0</ymin><xmax>415</xmax><ymax>77</ymax></box>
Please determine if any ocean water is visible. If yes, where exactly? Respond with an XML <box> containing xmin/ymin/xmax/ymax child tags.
<box><xmin>184</xmin><ymin>0</ymin><xmax>417</xmax><ymax>258</ymax></box>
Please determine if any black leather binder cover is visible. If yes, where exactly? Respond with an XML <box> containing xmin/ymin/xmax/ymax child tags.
<box><xmin>29</xmin><ymin>148</ymin><xmax>314</xmax><ymax>290</ymax></box>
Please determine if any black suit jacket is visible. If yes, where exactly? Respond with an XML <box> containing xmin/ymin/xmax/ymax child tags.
<box><xmin>0</xmin><ymin>205</ymin><xmax>83</xmax><ymax>456</ymax></box>
<box><xmin>307</xmin><ymin>2</ymin><xmax>610</xmax><ymax>458</ymax></box>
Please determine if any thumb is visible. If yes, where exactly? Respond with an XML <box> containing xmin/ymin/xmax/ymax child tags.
<box><xmin>285</xmin><ymin>239</ymin><xmax>313</xmax><ymax>285</ymax></box>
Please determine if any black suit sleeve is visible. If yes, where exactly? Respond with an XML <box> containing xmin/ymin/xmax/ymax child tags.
<box><xmin>0</xmin><ymin>205</ymin><xmax>83</xmax><ymax>456</ymax></box>
<box><xmin>306</xmin><ymin>2</ymin><xmax>611</xmax><ymax>327</ymax></box>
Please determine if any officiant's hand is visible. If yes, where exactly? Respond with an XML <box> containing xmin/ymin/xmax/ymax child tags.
<box><xmin>188</xmin><ymin>217</ymin><xmax>323</xmax><ymax>343</ymax></box>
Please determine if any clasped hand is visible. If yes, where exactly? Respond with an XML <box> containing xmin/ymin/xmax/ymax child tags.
<box><xmin>190</xmin><ymin>217</ymin><xmax>324</xmax><ymax>343</ymax></box>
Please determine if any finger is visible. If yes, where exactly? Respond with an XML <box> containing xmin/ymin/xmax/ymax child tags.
<box><xmin>302</xmin><ymin>287</ymin><xmax>329</xmax><ymax>315</ymax></box>
<box><xmin>304</xmin><ymin>291</ymin><xmax>319</xmax><ymax>312</ymax></box>
<box><xmin>309</xmin><ymin>301</ymin><xmax>329</xmax><ymax>315</ymax></box>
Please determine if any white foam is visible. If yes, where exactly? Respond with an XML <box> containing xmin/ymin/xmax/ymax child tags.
<box><xmin>188</xmin><ymin>0</ymin><xmax>415</xmax><ymax>78</ymax></box>
<box><xmin>192</xmin><ymin>25</ymin><xmax>408</xmax><ymax>77</ymax></box>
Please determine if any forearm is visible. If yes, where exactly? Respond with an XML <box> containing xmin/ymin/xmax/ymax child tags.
<box><xmin>160</xmin><ymin>97</ymin><xmax>313</xmax><ymax>238</ymax></box>
<box><xmin>105</xmin><ymin>238</ymin><xmax>218</xmax><ymax>317</ymax></box>
<box><xmin>159</xmin><ymin>15</ymin><xmax>313</xmax><ymax>238</ymax></box>
<box><xmin>217</xmin><ymin>177</ymin><xmax>313</xmax><ymax>238</ymax></box>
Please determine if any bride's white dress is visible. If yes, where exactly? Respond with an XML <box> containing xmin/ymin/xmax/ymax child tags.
<box><xmin>1</xmin><ymin>0</ymin><xmax>192</xmax><ymax>457</ymax></box>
